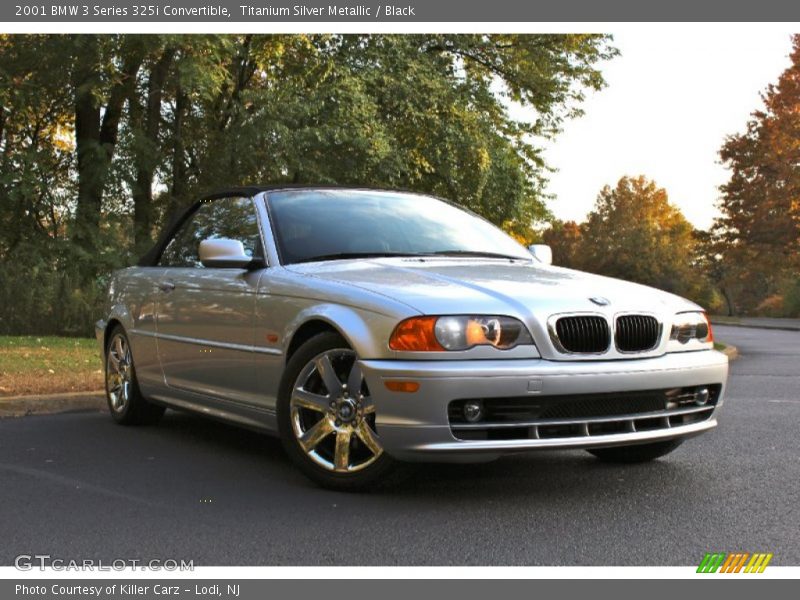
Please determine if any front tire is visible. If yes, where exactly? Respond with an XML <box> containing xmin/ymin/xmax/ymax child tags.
<box><xmin>105</xmin><ymin>326</ymin><xmax>165</xmax><ymax>426</ymax></box>
<box><xmin>277</xmin><ymin>331</ymin><xmax>394</xmax><ymax>490</ymax></box>
<box><xmin>587</xmin><ymin>439</ymin><xmax>684</xmax><ymax>463</ymax></box>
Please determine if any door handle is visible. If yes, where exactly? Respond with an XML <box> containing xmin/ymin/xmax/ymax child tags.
<box><xmin>157</xmin><ymin>280</ymin><xmax>176</xmax><ymax>293</ymax></box>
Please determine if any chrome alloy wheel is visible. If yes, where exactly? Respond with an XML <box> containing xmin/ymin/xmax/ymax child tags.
<box><xmin>290</xmin><ymin>349</ymin><xmax>383</xmax><ymax>473</ymax></box>
<box><xmin>106</xmin><ymin>333</ymin><xmax>133</xmax><ymax>413</ymax></box>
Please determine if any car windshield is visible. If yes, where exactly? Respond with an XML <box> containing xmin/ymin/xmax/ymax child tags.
<box><xmin>267</xmin><ymin>189</ymin><xmax>533</xmax><ymax>265</ymax></box>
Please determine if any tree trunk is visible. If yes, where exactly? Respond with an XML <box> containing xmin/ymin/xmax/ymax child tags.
<box><xmin>73</xmin><ymin>36</ymin><xmax>143</xmax><ymax>254</ymax></box>
<box><xmin>132</xmin><ymin>47</ymin><xmax>176</xmax><ymax>254</ymax></box>
<box><xmin>167</xmin><ymin>84</ymin><xmax>189</xmax><ymax>223</ymax></box>
<box><xmin>721</xmin><ymin>287</ymin><xmax>735</xmax><ymax>316</ymax></box>
<box><xmin>72</xmin><ymin>36</ymin><xmax>102</xmax><ymax>252</ymax></box>
<box><xmin>0</xmin><ymin>102</ymin><xmax>6</xmax><ymax>153</ymax></box>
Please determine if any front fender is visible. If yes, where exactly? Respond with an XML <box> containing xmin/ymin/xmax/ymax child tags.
<box><xmin>283</xmin><ymin>304</ymin><xmax>399</xmax><ymax>359</ymax></box>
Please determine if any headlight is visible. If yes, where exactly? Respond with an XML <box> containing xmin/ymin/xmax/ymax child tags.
<box><xmin>668</xmin><ymin>312</ymin><xmax>713</xmax><ymax>347</ymax></box>
<box><xmin>389</xmin><ymin>315</ymin><xmax>534</xmax><ymax>351</ymax></box>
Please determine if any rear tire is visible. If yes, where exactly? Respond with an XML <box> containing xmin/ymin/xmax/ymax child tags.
<box><xmin>277</xmin><ymin>331</ymin><xmax>394</xmax><ymax>491</ymax></box>
<box><xmin>104</xmin><ymin>326</ymin><xmax>165</xmax><ymax>426</ymax></box>
<box><xmin>588</xmin><ymin>439</ymin><xmax>683</xmax><ymax>463</ymax></box>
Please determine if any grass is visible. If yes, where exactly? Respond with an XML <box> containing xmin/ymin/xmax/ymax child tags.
<box><xmin>710</xmin><ymin>315</ymin><xmax>742</xmax><ymax>325</ymax></box>
<box><xmin>713</xmin><ymin>342</ymin><xmax>727</xmax><ymax>351</ymax></box>
<box><xmin>0</xmin><ymin>336</ymin><xmax>103</xmax><ymax>397</ymax></box>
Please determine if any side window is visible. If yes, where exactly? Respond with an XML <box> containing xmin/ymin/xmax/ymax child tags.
<box><xmin>158</xmin><ymin>197</ymin><xmax>262</xmax><ymax>268</ymax></box>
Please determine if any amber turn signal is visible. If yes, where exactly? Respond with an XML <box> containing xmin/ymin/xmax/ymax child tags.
<box><xmin>388</xmin><ymin>316</ymin><xmax>445</xmax><ymax>351</ymax></box>
<box><xmin>384</xmin><ymin>381</ymin><xmax>420</xmax><ymax>393</ymax></box>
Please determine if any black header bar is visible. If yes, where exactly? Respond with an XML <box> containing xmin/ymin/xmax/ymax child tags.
<box><xmin>6</xmin><ymin>0</ymin><xmax>800</xmax><ymax>23</ymax></box>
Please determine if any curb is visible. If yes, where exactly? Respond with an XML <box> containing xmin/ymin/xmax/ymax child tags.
<box><xmin>711</xmin><ymin>320</ymin><xmax>800</xmax><ymax>332</ymax></box>
<box><xmin>0</xmin><ymin>391</ymin><xmax>105</xmax><ymax>418</ymax></box>
<box><xmin>720</xmin><ymin>344</ymin><xmax>739</xmax><ymax>361</ymax></box>
<box><xmin>0</xmin><ymin>345</ymin><xmax>742</xmax><ymax>418</ymax></box>
<box><xmin>0</xmin><ymin>343</ymin><xmax>742</xmax><ymax>417</ymax></box>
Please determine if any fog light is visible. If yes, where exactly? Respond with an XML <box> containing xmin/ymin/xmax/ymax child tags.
<box><xmin>463</xmin><ymin>400</ymin><xmax>484</xmax><ymax>423</ymax></box>
<box><xmin>694</xmin><ymin>387</ymin><xmax>710</xmax><ymax>406</ymax></box>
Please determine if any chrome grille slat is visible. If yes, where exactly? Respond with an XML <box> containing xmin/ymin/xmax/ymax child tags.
<box><xmin>450</xmin><ymin>404</ymin><xmax>714</xmax><ymax>430</ymax></box>
<box><xmin>448</xmin><ymin>385</ymin><xmax>720</xmax><ymax>441</ymax></box>
<box><xmin>591</xmin><ymin>317</ymin><xmax>600</xmax><ymax>350</ymax></box>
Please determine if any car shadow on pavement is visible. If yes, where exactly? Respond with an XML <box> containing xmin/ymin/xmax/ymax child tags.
<box><xmin>147</xmin><ymin>409</ymin><xmax>701</xmax><ymax>502</ymax></box>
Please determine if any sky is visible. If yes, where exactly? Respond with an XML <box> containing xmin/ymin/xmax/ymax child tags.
<box><xmin>538</xmin><ymin>28</ymin><xmax>797</xmax><ymax>230</ymax></box>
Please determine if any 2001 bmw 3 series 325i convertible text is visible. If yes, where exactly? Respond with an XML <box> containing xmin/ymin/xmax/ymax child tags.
<box><xmin>96</xmin><ymin>186</ymin><xmax>728</xmax><ymax>489</ymax></box>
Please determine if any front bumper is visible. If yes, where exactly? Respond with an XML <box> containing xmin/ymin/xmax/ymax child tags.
<box><xmin>361</xmin><ymin>350</ymin><xmax>728</xmax><ymax>462</ymax></box>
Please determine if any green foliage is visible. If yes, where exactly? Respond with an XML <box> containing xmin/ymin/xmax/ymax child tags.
<box><xmin>0</xmin><ymin>234</ymin><xmax>127</xmax><ymax>336</ymax></box>
<box><xmin>0</xmin><ymin>33</ymin><xmax>616</xmax><ymax>335</ymax></box>
<box><xmin>781</xmin><ymin>278</ymin><xmax>800</xmax><ymax>317</ymax></box>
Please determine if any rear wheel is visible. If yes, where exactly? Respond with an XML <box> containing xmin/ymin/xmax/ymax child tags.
<box><xmin>278</xmin><ymin>332</ymin><xmax>394</xmax><ymax>490</ymax></box>
<box><xmin>105</xmin><ymin>326</ymin><xmax>165</xmax><ymax>425</ymax></box>
<box><xmin>588</xmin><ymin>439</ymin><xmax>684</xmax><ymax>463</ymax></box>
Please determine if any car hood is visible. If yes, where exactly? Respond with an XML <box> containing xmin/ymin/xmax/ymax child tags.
<box><xmin>285</xmin><ymin>258</ymin><xmax>699</xmax><ymax>317</ymax></box>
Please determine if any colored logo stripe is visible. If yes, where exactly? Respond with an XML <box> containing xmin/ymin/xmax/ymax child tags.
<box><xmin>745</xmin><ymin>553</ymin><xmax>773</xmax><ymax>573</ymax></box>
<box><xmin>720</xmin><ymin>553</ymin><xmax>749</xmax><ymax>573</ymax></box>
<box><xmin>697</xmin><ymin>553</ymin><xmax>726</xmax><ymax>573</ymax></box>
<box><xmin>697</xmin><ymin>552</ymin><xmax>773</xmax><ymax>573</ymax></box>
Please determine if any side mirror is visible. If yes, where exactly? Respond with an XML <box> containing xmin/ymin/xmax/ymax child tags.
<box><xmin>199</xmin><ymin>238</ymin><xmax>256</xmax><ymax>269</ymax></box>
<box><xmin>528</xmin><ymin>244</ymin><xmax>553</xmax><ymax>265</ymax></box>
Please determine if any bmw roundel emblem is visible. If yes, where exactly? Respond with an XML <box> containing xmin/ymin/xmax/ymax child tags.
<box><xmin>589</xmin><ymin>296</ymin><xmax>610</xmax><ymax>306</ymax></box>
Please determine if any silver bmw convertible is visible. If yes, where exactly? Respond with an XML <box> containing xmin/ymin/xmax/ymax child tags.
<box><xmin>96</xmin><ymin>186</ymin><xmax>728</xmax><ymax>489</ymax></box>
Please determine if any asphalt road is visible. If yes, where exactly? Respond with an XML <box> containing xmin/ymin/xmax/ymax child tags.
<box><xmin>1</xmin><ymin>325</ymin><xmax>798</xmax><ymax>566</ymax></box>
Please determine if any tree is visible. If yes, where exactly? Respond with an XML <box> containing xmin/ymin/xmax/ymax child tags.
<box><xmin>714</xmin><ymin>34</ymin><xmax>800</xmax><ymax>314</ymax></box>
<box><xmin>545</xmin><ymin>176</ymin><xmax>720</xmax><ymax>310</ymax></box>
<box><xmin>128</xmin><ymin>40</ymin><xmax>176</xmax><ymax>254</ymax></box>
<box><xmin>160</xmin><ymin>34</ymin><xmax>618</xmax><ymax>231</ymax></box>
<box><xmin>542</xmin><ymin>220</ymin><xmax>583</xmax><ymax>268</ymax></box>
<box><xmin>0</xmin><ymin>35</ymin><xmax>75</xmax><ymax>251</ymax></box>
<box><xmin>71</xmin><ymin>35</ymin><xmax>144</xmax><ymax>254</ymax></box>
<box><xmin>694</xmin><ymin>228</ymin><xmax>736</xmax><ymax>316</ymax></box>
<box><xmin>0</xmin><ymin>33</ymin><xmax>618</xmax><ymax>335</ymax></box>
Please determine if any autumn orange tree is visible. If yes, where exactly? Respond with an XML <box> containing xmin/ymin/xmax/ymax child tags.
<box><xmin>544</xmin><ymin>176</ymin><xmax>720</xmax><ymax>310</ymax></box>
<box><xmin>713</xmin><ymin>35</ymin><xmax>800</xmax><ymax>315</ymax></box>
<box><xmin>542</xmin><ymin>219</ymin><xmax>583</xmax><ymax>267</ymax></box>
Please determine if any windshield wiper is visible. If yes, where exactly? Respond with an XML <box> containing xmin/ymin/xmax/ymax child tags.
<box><xmin>427</xmin><ymin>250</ymin><xmax>529</xmax><ymax>261</ymax></box>
<box><xmin>293</xmin><ymin>252</ymin><xmax>425</xmax><ymax>264</ymax></box>
<box><xmin>294</xmin><ymin>250</ymin><xmax>530</xmax><ymax>264</ymax></box>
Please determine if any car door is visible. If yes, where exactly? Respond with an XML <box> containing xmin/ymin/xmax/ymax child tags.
<box><xmin>154</xmin><ymin>196</ymin><xmax>265</xmax><ymax>405</ymax></box>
